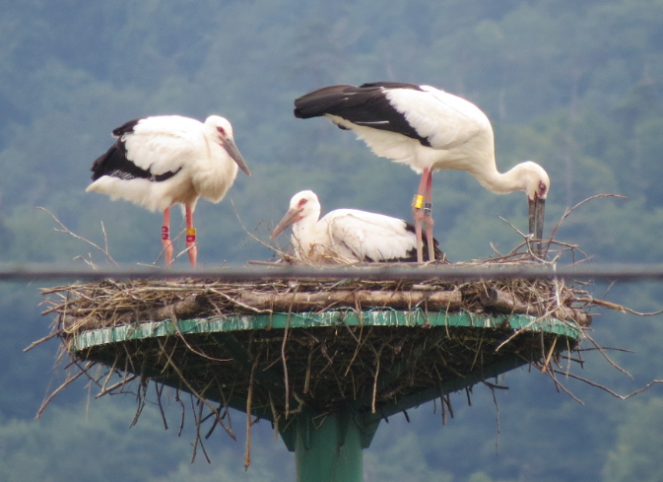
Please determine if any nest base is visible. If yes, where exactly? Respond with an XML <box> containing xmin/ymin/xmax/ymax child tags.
<box><xmin>70</xmin><ymin>309</ymin><xmax>582</xmax><ymax>431</ymax></box>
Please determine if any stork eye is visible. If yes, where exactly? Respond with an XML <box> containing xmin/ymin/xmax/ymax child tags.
<box><xmin>216</xmin><ymin>126</ymin><xmax>226</xmax><ymax>136</ymax></box>
<box><xmin>539</xmin><ymin>181</ymin><xmax>547</xmax><ymax>194</ymax></box>
<box><xmin>298</xmin><ymin>199</ymin><xmax>308</xmax><ymax>207</ymax></box>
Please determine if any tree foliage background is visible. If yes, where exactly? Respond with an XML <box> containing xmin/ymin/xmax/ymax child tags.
<box><xmin>1</xmin><ymin>1</ymin><xmax>662</xmax><ymax>481</ymax></box>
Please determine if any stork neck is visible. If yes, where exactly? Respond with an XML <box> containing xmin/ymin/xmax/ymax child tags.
<box><xmin>192</xmin><ymin>141</ymin><xmax>239</xmax><ymax>201</ymax></box>
<box><xmin>291</xmin><ymin>211</ymin><xmax>320</xmax><ymax>256</ymax></box>
<box><xmin>474</xmin><ymin>162</ymin><xmax>527</xmax><ymax>195</ymax></box>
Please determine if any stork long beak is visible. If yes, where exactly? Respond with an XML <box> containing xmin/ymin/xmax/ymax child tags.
<box><xmin>222</xmin><ymin>137</ymin><xmax>252</xmax><ymax>177</ymax></box>
<box><xmin>270</xmin><ymin>208</ymin><xmax>302</xmax><ymax>239</ymax></box>
<box><xmin>528</xmin><ymin>196</ymin><xmax>546</xmax><ymax>250</ymax></box>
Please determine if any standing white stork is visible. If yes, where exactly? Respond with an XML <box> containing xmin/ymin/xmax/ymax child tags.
<box><xmin>270</xmin><ymin>190</ymin><xmax>444</xmax><ymax>263</ymax></box>
<box><xmin>86</xmin><ymin>115</ymin><xmax>251</xmax><ymax>267</ymax></box>
<box><xmin>294</xmin><ymin>82</ymin><xmax>550</xmax><ymax>261</ymax></box>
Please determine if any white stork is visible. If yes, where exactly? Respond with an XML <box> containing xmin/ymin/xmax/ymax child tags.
<box><xmin>86</xmin><ymin>115</ymin><xmax>251</xmax><ymax>267</ymax></box>
<box><xmin>294</xmin><ymin>82</ymin><xmax>550</xmax><ymax>261</ymax></box>
<box><xmin>270</xmin><ymin>190</ymin><xmax>444</xmax><ymax>263</ymax></box>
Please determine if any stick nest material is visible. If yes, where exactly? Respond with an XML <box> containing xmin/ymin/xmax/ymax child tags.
<box><xmin>44</xmin><ymin>262</ymin><xmax>593</xmax><ymax>334</ymax></box>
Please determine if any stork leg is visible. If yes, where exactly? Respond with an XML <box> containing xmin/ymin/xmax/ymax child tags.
<box><xmin>185</xmin><ymin>205</ymin><xmax>197</xmax><ymax>268</ymax></box>
<box><xmin>162</xmin><ymin>208</ymin><xmax>174</xmax><ymax>265</ymax></box>
<box><xmin>412</xmin><ymin>167</ymin><xmax>430</xmax><ymax>263</ymax></box>
<box><xmin>422</xmin><ymin>169</ymin><xmax>436</xmax><ymax>262</ymax></box>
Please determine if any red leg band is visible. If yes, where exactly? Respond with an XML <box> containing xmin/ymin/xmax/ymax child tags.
<box><xmin>186</xmin><ymin>228</ymin><xmax>196</xmax><ymax>244</ymax></box>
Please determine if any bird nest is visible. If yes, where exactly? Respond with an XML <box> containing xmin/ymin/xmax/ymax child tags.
<box><xmin>37</xmin><ymin>254</ymin><xmax>615</xmax><ymax>459</ymax></box>
<box><xmin>46</xmin><ymin>266</ymin><xmax>593</xmax><ymax>334</ymax></box>
<box><xmin>32</xmin><ymin>194</ymin><xmax>662</xmax><ymax>466</ymax></box>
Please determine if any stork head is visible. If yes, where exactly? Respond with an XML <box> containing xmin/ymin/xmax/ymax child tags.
<box><xmin>205</xmin><ymin>115</ymin><xmax>252</xmax><ymax>177</ymax></box>
<box><xmin>515</xmin><ymin>161</ymin><xmax>550</xmax><ymax>201</ymax></box>
<box><xmin>270</xmin><ymin>190</ymin><xmax>321</xmax><ymax>239</ymax></box>
<box><xmin>517</xmin><ymin>161</ymin><xmax>550</xmax><ymax>247</ymax></box>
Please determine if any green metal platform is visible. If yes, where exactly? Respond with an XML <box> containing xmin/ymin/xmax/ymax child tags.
<box><xmin>70</xmin><ymin>309</ymin><xmax>583</xmax><ymax>482</ymax></box>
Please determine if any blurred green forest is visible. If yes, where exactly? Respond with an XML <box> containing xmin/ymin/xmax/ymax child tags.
<box><xmin>1</xmin><ymin>1</ymin><xmax>662</xmax><ymax>481</ymax></box>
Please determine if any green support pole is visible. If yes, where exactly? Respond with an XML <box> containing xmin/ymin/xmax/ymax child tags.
<box><xmin>294</xmin><ymin>410</ymin><xmax>365</xmax><ymax>482</ymax></box>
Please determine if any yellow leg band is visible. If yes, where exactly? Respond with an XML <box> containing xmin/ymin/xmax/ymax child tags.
<box><xmin>186</xmin><ymin>228</ymin><xmax>197</xmax><ymax>244</ymax></box>
<box><xmin>412</xmin><ymin>194</ymin><xmax>425</xmax><ymax>209</ymax></box>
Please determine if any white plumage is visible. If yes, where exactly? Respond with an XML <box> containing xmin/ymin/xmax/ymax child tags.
<box><xmin>87</xmin><ymin>114</ymin><xmax>251</xmax><ymax>266</ymax></box>
<box><xmin>270</xmin><ymin>190</ymin><xmax>442</xmax><ymax>263</ymax></box>
<box><xmin>294</xmin><ymin>82</ymin><xmax>550</xmax><ymax>260</ymax></box>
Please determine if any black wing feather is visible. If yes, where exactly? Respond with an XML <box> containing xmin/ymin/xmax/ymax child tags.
<box><xmin>111</xmin><ymin>118</ymin><xmax>141</xmax><ymax>138</ymax></box>
<box><xmin>294</xmin><ymin>82</ymin><xmax>431</xmax><ymax>146</ymax></box>
<box><xmin>91</xmin><ymin>118</ymin><xmax>181</xmax><ymax>183</ymax></box>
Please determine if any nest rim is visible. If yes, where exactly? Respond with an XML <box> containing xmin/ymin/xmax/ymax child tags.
<box><xmin>69</xmin><ymin>309</ymin><xmax>584</xmax><ymax>352</ymax></box>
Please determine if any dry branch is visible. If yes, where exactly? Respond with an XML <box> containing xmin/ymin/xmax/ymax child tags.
<box><xmin>480</xmin><ymin>286</ymin><xmax>591</xmax><ymax>326</ymax></box>
<box><xmin>236</xmin><ymin>289</ymin><xmax>462</xmax><ymax>312</ymax></box>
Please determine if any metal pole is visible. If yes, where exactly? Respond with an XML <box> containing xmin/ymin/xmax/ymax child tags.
<box><xmin>294</xmin><ymin>410</ymin><xmax>364</xmax><ymax>482</ymax></box>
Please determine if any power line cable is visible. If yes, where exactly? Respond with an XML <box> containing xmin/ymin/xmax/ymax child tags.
<box><xmin>2</xmin><ymin>263</ymin><xmax>663</xmax><ymax>283</ymax></box>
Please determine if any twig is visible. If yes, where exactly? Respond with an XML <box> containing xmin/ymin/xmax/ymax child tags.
<box><xmin>551</xmin><ymin>370</ymin><xmax>663</xmax><ymax>400</ymax></box>
<box><xmin>577</xmin><ymin>297</ymin><xmax>663</xmax><ymax>316</ymax></box>
<box><xmin>190</xmin><ymin>394</ymin><xmax>211</xmax><ymax>464</ymax></box>
<box><xmin>36</xmin><ymin>369</ymin><xmax>87</xmax><ymax>419</ymax></box>
<box><xmin>548</xmin><ymin>194</ymin><xmax>627</xmax><ymax>247</ymax></box>
<box><xmin>541</xmin><ymin>336</ymin><xmax>558</xmax><ymax>373</ymax></box>
<box><xmin>582</xmin><ymin>331</ymin><xmax>633</xmax><ymax>379</ymax></box>
<box><xmin>37</xmin><ymin>207</ymin><xmax>117</xmax><ymax>265</ymax></box>
<box><xmin>155</xmin><ymin>383</ymin><xmax>169</xmax><ymax>430</ymax></box>
<box><xmin>244</xmin><ymin>351</ymin><xmax>261</xmax><ymax>471</ymax></box>
<box><xmin>23</xmin><ymin>331</ymin><xmax>61</xmax><ymax>352</ymax></box>
<box><xmin>96</xmin><ymin>374</ymin><xmax>140</xmax><ymax>398</ymax></box>
<box><xmin>230</xmin><ymin>198</ymin><xmax>290</xmax><ymax>258</ymax></box>
<box><xmin>208</xmin><ymin>288</ymin><xmax>273</xmax><ymax>314</ymax></box>
<box><xmin>371</xmin><ymin>344</ymin><xmax>386</xmax><ymax>414</ymax></box>
<box><xmin>156</xmin><ymin>339</ymin><xmax>236</xmax><ymax>440</ymax></box>
<box><xmin>486</xmin><ymin>384</ymin><xmax>501</xmax><ymax>454</ymax></box>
